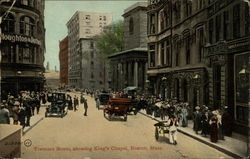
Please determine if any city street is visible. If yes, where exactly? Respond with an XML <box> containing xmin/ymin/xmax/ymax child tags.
<box><xmin>21</xmin><ymin>93</ymin><xmax>231</xmax><ymax>159</ymax></box>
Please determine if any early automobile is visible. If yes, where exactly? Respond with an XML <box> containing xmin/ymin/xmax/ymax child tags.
<box><xmin>98</xmin><ymin>92</ymin><xmax>111</xmax><ymax>109</ymax></box>
<box><xmin>45</xmin><ymin>92</ymin><xmax>68</xmax><ymax>118</ymax></box>
<box><xmin>103</xmin><ymin>98</ymin><xmax>131</xmax><ymax>121</ymax></box>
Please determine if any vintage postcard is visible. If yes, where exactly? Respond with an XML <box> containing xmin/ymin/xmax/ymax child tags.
<box><xmin>0</xmin><ymin>0</ymin><xmax>249</xmax><ymax>159</ymax></box>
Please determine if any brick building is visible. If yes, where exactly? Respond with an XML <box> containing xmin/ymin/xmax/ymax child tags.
<box><xmin>59</xmin><ymin>36</ymin><xmax>68</xmax><ymax>85</ymax></box>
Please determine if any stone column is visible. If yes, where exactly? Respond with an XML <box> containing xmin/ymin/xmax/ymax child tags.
<box><xmin>128</xmin><ymin>62</ymin><xmax>132</xmax><ymax>86</ymax></box>
<box><xmin>134</xmin><ymin>61</ymin><xmax>138</xmax><ymax>87</ymax></box>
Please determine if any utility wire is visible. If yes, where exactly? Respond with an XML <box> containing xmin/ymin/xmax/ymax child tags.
<box><xmin>1</xmin><ymin>0</ymin><xmax>16</xmax><ymax>20</ymax></box>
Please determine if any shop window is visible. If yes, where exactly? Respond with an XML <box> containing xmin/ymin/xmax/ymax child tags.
<box><xmin>20</xmin><ymin>16</ymin><xmax>35</xmax><ymax>36</ymax></box>
<box><xmin>223</xmin><ymin>11</ymin><xmax>230</xmax><ymax>40</ymax></box>
<box><xmin>129</xmin><ymin>17</ymin><xmax>134</xmax><ymax>35</ymax></box>
<box><xmin>2</xmin><ymin>13</ymin><xmax>15</xmax><ymax>33</ymax></box>
<box><xmin>233</xmin><ymin>4</ymin><xmax>241</xmax><ymax>38</ymax></box>
<box><xmin>1</xmin><ymin>43</ymin><xmax>14</xmax><ymax>63</ymax></box>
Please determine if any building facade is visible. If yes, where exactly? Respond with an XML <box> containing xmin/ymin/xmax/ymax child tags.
<box><xmin>0</xmin><ymin>0</ymin><xmax>46</xmax><ymax>99</ymax></box>
<box><xmin>66</xmin><ymin>11</ymin><xmax>112</xmax><ymax>90</ymax></box>
<box><xmin>59</xmin><ymin>36</ymin><xmax>68</xmax><ymax>86</ymax></box>
<box><xmin>109</xmin><ymin>2</ymin><xmax>148</xmax><ymax>92</ymax></box>
<box><xmin>147</xmin><ymin>0</ymin><xmax>250</xmax><ymax>134</ymax></box>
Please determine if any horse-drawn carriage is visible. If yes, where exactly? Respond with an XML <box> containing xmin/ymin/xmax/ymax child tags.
<box><xmin>103</xmin><ymin>98</ymin><xmax>132</xmax><ymax>121</ymax></box>
<box><xmin>45</xmin><ymin>92</ymin><xmax>68</xmax><ymax>118</ymax></box>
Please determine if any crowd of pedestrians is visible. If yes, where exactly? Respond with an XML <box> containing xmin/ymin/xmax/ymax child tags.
<box><xmin>0</xmin><ymin>91</ymin><xmax>47</xmax><ymax>130</ymax></box>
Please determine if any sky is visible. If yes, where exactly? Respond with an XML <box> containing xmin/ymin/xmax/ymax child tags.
<box><xmin>44</xmin><ymin>0</ymin><xmax>146</xmax><ymax>70</ymax></box>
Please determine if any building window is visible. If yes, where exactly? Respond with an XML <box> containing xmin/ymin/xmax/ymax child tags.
<box><xmin>160</xmin><ymin>42</ymin><xmax>165</xmax><ymax>66</ymax></box>
<box><xmin>2</xmin><ymin>14</ymin><xmax>15</xmax><ymax>33</ymax></box>
<box><xmin>166</xmin><ymin>39</ymin><xmax>171</xmax><ymax>66</ymax></box>
<box><xmin>233</xmin><ymin>4</ymin><xmax>241</xmax><ymax>38</ymax></box>
<box><xmin>223</xmin><ymin>11</ymin><xmax>230</xmax><ymax>40</ymax></box>
<box><xmin>91</xmin><ymin>72</ymin><xmax>94</xmax><ymax>79</ymax></box>
<box><xmin>19</xmin><ymin>45</ymin><xmax>35</xmax><ymax>64</ymax></box>
<box><xmin>86</xmin><ymin>21</ymin><xmax>90</xmax><ymax>25</ymax></box>
<box><xmin>149</xmin><ymin>14</ymin><xmax>156</xmax><ymax>34</ymax></box>
<box><xmin>20</xmin><ymin>16</ymin><xmax>35</xmax><ymax>36</ymax></box>
<box><xmin>99</xmin><ymin>16</ymin><xmax>102</xmax><ymax>20</ymax></box>
<box><xmin>129</xmin><ymin>17</ymin><xmax>134</xmax><ymax>35</ymax></box>
<box><xmin>199</xmin><ymin>0</ymin><xmax>203</xmax><ymax>9</ymax></box>
<box><xmin>91</xmin><ymin>61</ymin><xmax>94</xmax><ymax>69</ymax></box>
<box><xmin>186</xmin><ymin>0</ymin><xmax>192</xmax><ymax>17</ymax></box>
<box><xmin>103</xmin><ymin>16</ymin><xmax>106</xmax><ymax>21</ymax></box>
<box><xmin>185</xmin><ymin>38</ymin><xmax>190</xmax><ymax>64</ymax></box>
<box><xmin>245</xmin><ymin>3</ymin><xmax>250</xmax><ymax>36</ymax></box>
<box><xmin>21</xmin><ymin>0</ymin><xmax>28</xmax><ymax>5</ymax></box>
<box><xmin>215</xmin><ymin>14</ymin><xmax>221</xmax><ymax>42</ymax></box>
<box><xmin>149</xmin><ymin>45</ymin><xmax>155</xmax><ymax>67</ymax></box>
<box><xmin>90</xmin><ymin>41</ymin><xmax>94</xmax><ymax>48</ymax></box>
<box><xmin>209</xmin><ymin>19</ymin><xmax>214</xmax><ymax>44</ymax></box>
<box><xmin>90</xmin><ymin>51</ymin><xmax>94</xmax><ymax>58</ymax></box>
<box><xmin>85</xmin><ymin>29</ymin><xmax>91</xmax><ymax>34</ymax></box>
<box><xmin>173</xmin><ymin>0</ymin><xmax>181</xmax><ymax>22</ymax></box>
<box><xmin>198</xmin><ymin>28</ymin><xmax>204</xmax><ymax>62</ymax></box>
<box><xmin>85</xmin><ymin>15</ymin><xmax>90</xmax><ymax>20</ymax></box>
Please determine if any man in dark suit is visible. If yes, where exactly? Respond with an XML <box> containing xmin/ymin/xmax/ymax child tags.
<box><xmin>83</xmin><ymin>98</ymin><xmax>88</xmax><ymax>116</ymax></box>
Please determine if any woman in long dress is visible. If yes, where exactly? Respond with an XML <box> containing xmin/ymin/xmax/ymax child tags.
<box><xmin>209</xmin><ymin>111</ymin><xmax>218</xmax><ymax>143</ymax></box>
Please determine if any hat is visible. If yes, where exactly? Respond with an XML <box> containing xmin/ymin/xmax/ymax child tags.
<box><xmin>195</xmin><ymin>106</ymin><xmax>200</xmax><ymax>110</ymax></box>
<box><xmin>0</xmin><ymin>103</ymin><xmax>5</xmax><ymax>107</ymax></box>
<box><xmin>212</xmin><ymin>110</ymin><xmax>218</xmax><ymax>115</ymax></box>
<box><xmin>224</xmin><ymin>106</ymin><xmax>228</xmax><ymax>109</ymax></box>
<box><xmin>14</xmin><ymin>101</ymin><xmax>20</xmax><ymax>106</ymax></box>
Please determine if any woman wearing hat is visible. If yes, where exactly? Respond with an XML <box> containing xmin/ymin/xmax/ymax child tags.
<box><xmin>209</xmin><ymin>110</ymin><xmax>219</xmax><ymax>143</ymax></box>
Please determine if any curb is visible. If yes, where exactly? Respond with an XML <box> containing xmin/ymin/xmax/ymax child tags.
<box><xmin>23</xmin><ymin>117</ymin><xmax>44</xmax><ymax>135</ymax></box>
<box><xmin>138</xmin><ymin>111</ymin><xmax>243</xmax><ymax>159</ymax></box>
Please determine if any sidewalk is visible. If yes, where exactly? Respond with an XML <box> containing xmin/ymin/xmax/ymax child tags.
<box><xmin>139</xmin><ymin>109</ymin><xmax>249</xmax><ymax>159</ymax></box>
<box><xmin>10</xmin><ymin>106</ymin><xmax>45</xmax><ymax>135</ymax></box>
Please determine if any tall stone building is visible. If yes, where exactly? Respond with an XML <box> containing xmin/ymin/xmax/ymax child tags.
<box><xmin>109</xmin><ymin>2</ymin><xmax>148</xmax><ymax>92</ymax></box>
<box><xmin>0</xmin><ymin>0</ymin><xmax>46</xmax><ymax>99</ymax></box>
<box><xmin>147</xmin><ymin>0</ymin><xmax>250</xmax><ymax>134</ymax></box>
<box><xmin>59</xmin><ymin>36</ymin><xmax>68</xmax><ymax>86</ymax></box>
<box><xmin>66</xmin><ymin>11</ymin><xmax>112</xmax><ymax>90</ymax></box>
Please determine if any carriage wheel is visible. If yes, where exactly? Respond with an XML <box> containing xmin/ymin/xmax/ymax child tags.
<box><xmin>155</xmin><ymin>127</ymin><xmax>159</xmax><ymax>141</ymax></box>
<box><xmin>103</xmin><ymin>110</ymin><xmax>106</xmax><ymax>118</ymax></box>
<box><xmin>124</xmin><ymin>114</ymin><xmax>127</xmax><ymax>121</ymax></box>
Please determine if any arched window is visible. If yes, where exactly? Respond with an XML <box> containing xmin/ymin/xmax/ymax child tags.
<box><xmin>2</xmin><ymin>13</ymin><xmax>15</xmax><ymax>33</ymax></box>
<box><xmin>20</xmin><ymin>16</ymin><xmax>35</xmax><ymax>36</ymax></box>
<box><xmin>129</xmin><ymin>17</ymin><xmax>134</xmax><ymax>35</ymax></box>
<box><xmin>28</xmin><ymin>0</ymin><xmax>33</xmax><ymax>7</ymax></box>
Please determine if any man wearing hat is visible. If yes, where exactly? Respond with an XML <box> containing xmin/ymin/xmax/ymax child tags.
<box><xmin>0</xmin><ymin>103</ymin><xmax>10</xmax><ymax>124</ymax></box>
<box><xmin>12</xmin><ymin>101</ymin><xmax>20</xmax><ymax>125</ymax></box>
<box><xmin>222</xmin><ymin>106</ymin><xmax>233</xmax><ymax>136</ymax></box>
<box><xmin>193</xmin><ymin>106</ymin><xmax>202</xmax><ymax>134</ymax></box>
